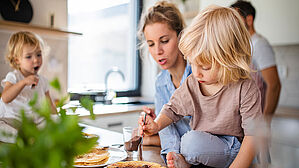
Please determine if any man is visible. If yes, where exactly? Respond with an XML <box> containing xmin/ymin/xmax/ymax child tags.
<box><xmin>231</xmin><ymin>1</ymin><xmax>281</xmax><ymax>126</ymax></box>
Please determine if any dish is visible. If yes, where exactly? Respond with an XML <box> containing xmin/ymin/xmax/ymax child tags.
<box><xmin>74</xmin><ymin>147</ymin><xmax>127</xmax><ymax>167</ymax></box>
<box><xmin>107</xmin><ymin>161</ymin><xmax>166</xmax><ymax>168</ymax></box>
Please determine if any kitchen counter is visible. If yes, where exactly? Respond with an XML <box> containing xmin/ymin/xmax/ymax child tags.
<box><xmin>65</xmin><ymin>100</ymin><xmax>154</xmax><ymax>118</ymax></box>
<box><xmin>65</xmin><ymin>101</ymin><xmax>154</xmax><ymax>133</ymax></box>
<box><xmin>80</xmin><ymin>123</ymin><xmax>166</xmax><ymax>167</ymax></box>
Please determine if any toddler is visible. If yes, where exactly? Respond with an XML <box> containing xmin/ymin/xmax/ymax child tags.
<box><xmin>0</xmin><ymin>31</ymin><xmax>56</xmax><ymax>143</ymax></box>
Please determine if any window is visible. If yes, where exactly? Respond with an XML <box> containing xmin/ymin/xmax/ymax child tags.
<box><xmin>67</xmin><ymin>0</ymin><xmax>142</xmax><ymax>99</ymax></box>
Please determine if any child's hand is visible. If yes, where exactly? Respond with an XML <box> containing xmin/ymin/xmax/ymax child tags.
<box><xmin>24</xmin><ymin>75</ymin><xmax>39</xmax><ymax>87</ymax></box>
<box><xmin>138</xmin><ymin>112</ymin><xmax>159</xmax><ymax>136</ymax></box>
<box><xmin>142</xmin><ymin>106</ymin><xmax>156</xmax><ymax>119</ymax></box>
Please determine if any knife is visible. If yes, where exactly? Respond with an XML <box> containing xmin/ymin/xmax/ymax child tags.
<box><xmin>139</xmin><ymin>113</ymin><xmax>147</xmax><ymax>160</ymax></box>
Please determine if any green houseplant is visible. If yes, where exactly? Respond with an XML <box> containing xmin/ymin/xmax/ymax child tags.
<box><xmin>0</xmin><ymin>78</ymin><xmax>97</xmax><ymax>168</ymax></box>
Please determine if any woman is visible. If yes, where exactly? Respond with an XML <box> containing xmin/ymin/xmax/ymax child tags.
<box><xmin>137</xmin><ymin>1</ymin><xmax>191</xmax><ymax>163</ymax></box>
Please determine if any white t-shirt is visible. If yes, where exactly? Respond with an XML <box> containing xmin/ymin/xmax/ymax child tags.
<box><xmin>251</xmin><ymin>33</ymin><xmax>276</xmax><ymax>71</ymax></box>
<box><xmin>250</xmin><ymin>33</ymin><xmax>276</xmax><ymax>109</ymax></box>
<box><xmin>0</xmin><ymin>70</ymin><xmax>49</xmax><ymax>142</ymax></box>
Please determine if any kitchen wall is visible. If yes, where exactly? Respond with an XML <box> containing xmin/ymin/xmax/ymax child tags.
<box><xmin>274</xmin><ymin>44</ymin><xmax>299</xmax><ymax>108</ymax></box>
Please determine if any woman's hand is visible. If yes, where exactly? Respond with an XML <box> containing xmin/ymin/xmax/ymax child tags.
<box><xmin>138</xmin><ymin>112</ymin><xmax>159</xmax><ymax>136</ymax></box>
<box><xmin>142</xmin><ymin>106</ymin><xmax>156</xmax><ymax>119</ymax></box>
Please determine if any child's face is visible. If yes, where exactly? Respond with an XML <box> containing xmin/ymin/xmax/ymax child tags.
<box><xmin>144</xmin><ymin>22</ymin><xmax>181</xmax><ymax>70</ymax></box>
<box><xmin>17</xmin><ymin>44</ymin><xmax>43</xmax><ymax>77</ymax></box>
<box><xmin>191</xmin><ymin>63</ymin><xmax>219</xmax><ymax>85</ymax></box>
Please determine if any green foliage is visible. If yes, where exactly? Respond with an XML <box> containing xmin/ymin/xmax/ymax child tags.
<box><xmin>79</xmin><ymin>97</ymin><xmax>95</xmax><ymax>120</ymax></box>
<box><xmin>49</xmin><ymin>77</ymin><xmax>61</xmax><ymax>92</ymax></box>
<box><xmin>0</xmin><ymin>78</ymin><xmax>97</xmax><ymax>168</ymax></box>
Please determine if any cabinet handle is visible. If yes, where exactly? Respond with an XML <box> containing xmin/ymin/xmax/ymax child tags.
<box><xmin>107</xmin><ymin>122</ymin><xmax>123</xmax><ymax>128</ymax></box>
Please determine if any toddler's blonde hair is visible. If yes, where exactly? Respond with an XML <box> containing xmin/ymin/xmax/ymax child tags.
<box><xmin>5</xmin><ymin>31</ymin><xmax>45</xmax><ymax>70</ymax></box>
<box><xmin>179</xmin><ymin>5</ymin><xmax>252</xmax><ymax>85</ymax></box>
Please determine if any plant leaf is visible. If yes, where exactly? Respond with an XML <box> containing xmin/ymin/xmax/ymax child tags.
<box><xmin>49</xmin><ymin>77</ymin><xmax>61</xmax><ymax>92</ymax></box>
<box><xmin>80</xmin><ymin>97</ymin><xmax>95</xmax><ymax>120</ymax></box>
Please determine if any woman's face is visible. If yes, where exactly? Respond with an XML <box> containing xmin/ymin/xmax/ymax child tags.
<box><xmin>144</xmin><ymin>22</ymin><xmax>181</xmax><ymax>70</ymax></box>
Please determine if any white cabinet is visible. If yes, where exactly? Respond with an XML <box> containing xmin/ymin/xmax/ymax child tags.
<box><xmin>80</xmin><ymin>112</ymin><xmax>141</xmax><ymax>133</ymax></box>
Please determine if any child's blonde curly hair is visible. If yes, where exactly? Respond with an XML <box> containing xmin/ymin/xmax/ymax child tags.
<box><xmin>5</xmin><ymin>31</ymin><xmax>45</xmax><ymax>70</ymax></box>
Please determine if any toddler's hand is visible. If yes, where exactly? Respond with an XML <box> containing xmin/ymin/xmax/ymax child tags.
<box><xmin>24</xmin><ymin>75</ymin><xmax>39</xmax><ymax>88</ymax></box>
<box><xmin>142</xmin><ymin>106</ymin><xmax>156</xmax><ymax>119</ymax></box>
<box><xmin>138</xmin><ymin>112</ymin><xmax>159</xmax><ymax>136</ymax></box>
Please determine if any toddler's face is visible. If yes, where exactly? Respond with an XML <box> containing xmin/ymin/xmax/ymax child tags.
<box><xmin>191</xmin><ymin>63</ymin><xmax>219</xmax><ymax>85</ymax></box>
<box><xmin>17</xmin><ymin>44</ymin><xmax>43</xmax><ymax>77</ymax></box>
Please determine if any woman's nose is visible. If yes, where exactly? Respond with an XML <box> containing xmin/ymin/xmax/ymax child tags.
<box><xmin>155</xmin><ymin>44</ymin><xmax>163</xmax><ymax>55</ymax></box>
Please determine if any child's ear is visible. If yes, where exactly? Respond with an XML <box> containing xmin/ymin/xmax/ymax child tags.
<box><xmin>14</xmin><ymin>57</ymin><xmax>20</xmax><ymax>65</ymax></box>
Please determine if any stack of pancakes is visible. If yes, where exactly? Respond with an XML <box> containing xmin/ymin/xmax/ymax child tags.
<box><xmin>74</xmin><ymin>147</ymin><xmax>109</xmax><ymax>166</ymax></box>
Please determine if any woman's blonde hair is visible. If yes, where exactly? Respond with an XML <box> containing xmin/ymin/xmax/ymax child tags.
<box><xmin>5</xmin><ymin>31</ymin><xmax>45</xmax><ymax>70</ymax></box>
<box><xmin>179</xmin><ymin>5</ymin><xmax>252</xmax><ymax>85</ymax></box>
<box><xmin>137</xmin><ymin>1</ymin><xmax>185</xmax><ymax>45</ymax></box>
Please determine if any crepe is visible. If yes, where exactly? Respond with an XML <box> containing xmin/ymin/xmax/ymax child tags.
<box><xmin>74</xmin><ymin>148</ymin><xmax>109</xmax><ymax>166</ymax></box>
<box><xmin>107</xmin><ymin>161</ymin><xmax>165</xmax><ymax>168</ymax></box>
<box><xmin>82</xmin><ymin>132</ymin><xmax>99</xmax><ymax>139</ymax></box>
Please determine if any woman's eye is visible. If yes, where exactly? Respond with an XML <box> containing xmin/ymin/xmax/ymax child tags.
<box><xmin>148</xmin><ymin>43</ymin><xmax>154</xmax><ymax>47</ymax></box>
<box><xmin>161</xmin><ymin>40</ymin><xmax>169</xmax><ymax>44</ymax></box>
<box><xmin>37</xmin><ymin>53</ymin><xmax>42</xmax><ymax>57</ymax></box>
<box><xmin>25</xmin><ymin>56</ymin><xmax>31</xmax><ymax>59</ymax></box>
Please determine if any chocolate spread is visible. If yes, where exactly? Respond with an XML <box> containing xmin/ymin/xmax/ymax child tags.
<box><xmin>124</xmin><ymin>136</ymin><xmax>141</xmax><ymax>151</ymax></box>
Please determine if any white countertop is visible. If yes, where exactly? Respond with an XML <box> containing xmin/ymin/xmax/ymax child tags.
<box><xmin>64</xmin><ymin>100</ymin><xmax>154</xmax><ymax>118</ymax></box>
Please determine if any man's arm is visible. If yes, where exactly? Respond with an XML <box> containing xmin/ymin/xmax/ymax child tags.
<box><xmin>229</xmin><ymin>136</ymin><xmax>256</xmax><ymax>168</ymax></box>
<box><xmin>261</xmin><ymin>66</ymin><xmax>281</xmax><ymax>124</ymax></box>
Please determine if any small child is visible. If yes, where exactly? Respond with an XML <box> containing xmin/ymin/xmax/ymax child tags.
<box><xmin>139</xmin><ymin>5</ymin><xmax>263</xmax><ymax>168</ymax></box>
<box><xmin>0</xmin><ymin>31</ymin><xmax>56</xmax><ymax>143</ymax></box>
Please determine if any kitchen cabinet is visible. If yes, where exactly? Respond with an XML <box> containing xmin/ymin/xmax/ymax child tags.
<box><xmin>65</xmin><ymin>101</ymin><xmax>154</xmax><ymax>133</ymax></box>
<box><xmin>80</xmin><ymin>112</ymin><xmax>140</xmax><ymax>133</ymax></box>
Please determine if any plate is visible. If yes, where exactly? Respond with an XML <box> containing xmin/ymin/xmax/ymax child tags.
<box><xmin>74</xmin><ymin>147</ymin><xmax>127</xmax><ymax>167</ymax></box>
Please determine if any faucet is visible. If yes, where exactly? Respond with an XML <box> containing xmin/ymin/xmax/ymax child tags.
<box><xmin>104</xmin><ymin>67</ymin><xmax>125</xmax><ymax>104</ymax></box>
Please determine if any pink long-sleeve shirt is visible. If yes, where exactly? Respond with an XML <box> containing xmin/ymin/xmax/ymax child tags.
<box><xmin>160</xmin><ymin>75</ymin><xmax>263</xmax><ymax>139</ymax></box>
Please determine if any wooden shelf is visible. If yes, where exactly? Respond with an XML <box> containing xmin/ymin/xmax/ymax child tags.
<box><xmin>0</xmin><ymin>20</ymin><xmax>82</xmax><ymax>37</ymax></box>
